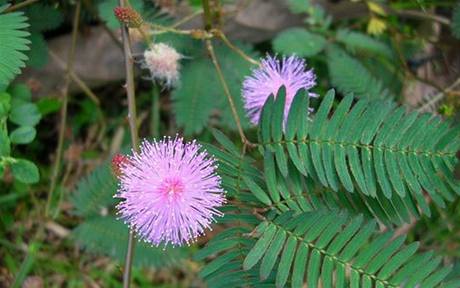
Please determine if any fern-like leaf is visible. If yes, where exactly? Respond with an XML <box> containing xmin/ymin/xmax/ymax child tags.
<box><xmin>335</xmin><ymin>29</ymin><xmax>393</xmax><ymax>58</ymax></box>
<box><xmin>70</xmin><ymin>162</ymin><xmax>117</xmax><ymax>217</ymax></box>
<box><xmin>273</xmin><ymin>28</ymin><xmax>327</xmax><ymax>57</ymax></box>
<box><xmin>0</xmin><ymin>5</ymin><xmax>31</xmax><ymax>87</ymax></box>
<box><xmin>326</xmin><ymin>45</ymin><xmax>393</xmax><ymax>99</ymax></box>
<box><xmin>173</xmin><ymin>42</ymin><xmax>255</xmax><ymax>135</ymax></box>
<box><xmin>257</xmin><ymin>88</ymin><xmax>460</xmax><ymax>220</ymax></box>
<box><xmin>73</xmin><ymin>215</ymin><xmax>188</xmax><ymax>267</ymax></box>
<box><xmin>244</xmin><ymin>210</ymin><xmax>456</xmax><ymax>287</ymax></box>
<box><xmin>24</xmin><ymin>4</ymin><xmax>63</xmax><ymax>32</ymax></box>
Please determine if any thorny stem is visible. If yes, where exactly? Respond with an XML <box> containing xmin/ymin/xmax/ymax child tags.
<box><xmin>119</xmin><ymin>0</ymin><xmax>140</xmax><ymax>286</ymax></box>
<box><xmin>46</xmin><ymin>0</ymin><xmax>81</xmax><ymax>217</ymax></box>
<box><xmin>202</xmin><ymin>0</ymin><xmax>254</xmax><ymax>147</ymax></box>
<box><xmin>148</xmin><ymin>24</ymin><xmax>258</xmax><ymax>66</ymax></box>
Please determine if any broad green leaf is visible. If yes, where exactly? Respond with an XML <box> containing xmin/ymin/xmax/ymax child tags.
<box><xmin>0</xmin><ymin>129</ymin><xmax>10</xmax><ymax>156</ymax></box>
<box><xmin>9</xmin><ymin>126</ymin><xmax>36</xmax><ymax>144</ymax></box>
<box><xmin>9</xmin><ymin>102</ymin><xmax>41</xmax><ymax>126</ymax></box>
<box><xmin>10</xmin><ymin>158</ymin><xmax>39</xmax><ymax>184</ymax></box>
<box><xmin>36</xmin><ymin>98</ymin><xmax>62</xmax><ymax>116</ymax></box>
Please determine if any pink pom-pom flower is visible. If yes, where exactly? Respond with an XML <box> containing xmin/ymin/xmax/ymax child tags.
<box><xmin>242</xmin><ymin>55</ymin><xmax>317</xmax><ymax>126</ymax></box>
<box><xmin>143</xmin><ymin>43</ymin><xmax>181</xmax><ymax>87</ymax></box>
<box><xmin>115</xmin><ymin>136</ymin><xmax>226</xmax><ymax>247</ymax></box>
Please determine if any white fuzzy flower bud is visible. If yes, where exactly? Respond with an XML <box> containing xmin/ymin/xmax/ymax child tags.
<box><xmin>143</xmin><ymin>43</ymin><xmax>181</xmax><ymax>87</ymax></box>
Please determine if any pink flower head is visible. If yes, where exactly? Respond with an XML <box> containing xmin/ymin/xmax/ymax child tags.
<box><xmin>242</xmin><ymin>55</ymin><xmax>317</xmax><ymax>126</ymax></box>
<box><xmin>143</xmin><ymin>43</ymin><xmax>181</xmax><ymax>87</ymax></box>
<box><xmin>115</xmin><ymin>136</ymin><xmax>226</xmax><ymax>247</ymax></box>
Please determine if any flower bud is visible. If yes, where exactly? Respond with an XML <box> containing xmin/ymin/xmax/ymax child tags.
<box><xmin>114</xmin><ymin>6</ymin><xmax>143</xmax><ymax>28</ymax></box>
<box><xmin>111</xmin><ymin>154</ymin><xmax>129</xmax><ymax>177</ymax></box>
<box><xmin>143</xmin><ymin>43</ymin><xmax>181</xmax><ymax>87</ymax></box>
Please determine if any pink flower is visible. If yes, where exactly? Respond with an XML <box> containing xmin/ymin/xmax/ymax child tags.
<box><xmin>115</xmin><ymin>136</ymin><xmax>225</xmax><ymax>247</ymax></box>
<box><xmin>242</xmin><ymin>55</ymin><xmax>317</xmax><ymax>126</ymax></box>
<box><xmin>143</xmin><ymin>43</ymin><xmax>181</xmax><ymax>87</ymax></box>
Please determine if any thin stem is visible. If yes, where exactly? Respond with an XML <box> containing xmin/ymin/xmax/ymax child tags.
<box><xmin>214</xmin><ymin>30</ymin><xmax>259</xmax><ymax>65</ymax></box>
<box><xmin>48</xmin><ymin>50</ymin><xmax>100</xmax><ymax>105</ymax></box>
<box><xmin>202</xmin><ymin>0</ymin><xmax>213</xmax><ymax>31</ymax></box>
<box><xmin>171</xmin><ymin>9</ymin><xmax>203</xmax><ymax>28</ymax></box>
<box><xmin>418</xmin><ymin>77</ymin><xmax>460</xmax><ymax>112</ymax></box>
<box><xmin>205</xmin><ymin>40</ymin><xmax>252</xmax><ymax>146</ymax></box>
<box><xmin>394</xmin><ymin>9</ymin><xmax>451</xmax><ymax>26</ymax></box>
<box><xmin>46</xmin><ymin>0</ymin><xmax>81</xmax><ymax>217</ymax></box>
<box><xmin>150</xmin><ymin>85</ymin><xmax>160</xmax><ymax>137</ymax></box>
<box><xmin>119</xmin><ymin>0</ymin><xmax>140</xmax><ymax>286</ymax></box>
<box><xmin>4</xmin><ymin>0</ymin><xmax>39</xmax><ymax>12</ymax></box>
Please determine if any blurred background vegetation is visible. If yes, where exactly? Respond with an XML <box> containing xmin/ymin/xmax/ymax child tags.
<box><xmin>0</xmin><ymin>0</ymin><xmax>459</xmax><ymax>287</ymax></box>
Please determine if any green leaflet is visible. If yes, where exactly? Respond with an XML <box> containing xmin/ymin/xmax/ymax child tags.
<box><xmin>326</xmin><ymin>45</ymin><xmax>393</xmax><ymax>100</ymax></box>
<box><xmin>73</xmin><ymin>215</ymin><xmax>188</xmax><ymax>268</ymax></box>
<box><xmin>0</xmin><ymin>8</ymin><xmax>31</xmax><ymax>86</ymax></box>
<box><xmin>173</xmin><ymin>42</ymin><xmax>256</xmax><ymax>135</ymax></box>
<box><xmin>70</xmin><ymin>163</ymin><xmax>118</xmax><ymax>217</ymax></box>
<box><xmin>257</xmin><ymin>88</ymin><xmax>460</xmax><ymax>222</ymax></box>
<box><xmin>336</xmin><ymin>29</ymin><xmax>393</xmax><ymax>58</ymax></box>
<box><xmin>243</xmin><ymin>210</ymin><xmax>455</xmax><ymax>287</ymax></box>
<box><xmin>273</xmin><ymin>28</ymin><xmax>327</xmax><ymax>57</ymax></box>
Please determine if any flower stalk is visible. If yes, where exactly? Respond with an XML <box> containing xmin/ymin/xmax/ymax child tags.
<box><xmin>118</xmin><ymin>0</ymin><xmax>140</xmax><ymax>287</ymax></box>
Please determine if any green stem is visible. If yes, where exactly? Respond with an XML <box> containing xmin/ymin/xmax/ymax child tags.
<box><xmin>150</xmin><ymin>85</ymin><xmax>160</xmax><ymax>137</ymax></box>
<box><xmin>119</xmin><ymin>0</ymin><xmax>140</xmax><ymax>286</ymax></box>
<box><xmin>202</xmin><ymin>0</ymin><xmax>213</xmax><ymax>31</ymax></box>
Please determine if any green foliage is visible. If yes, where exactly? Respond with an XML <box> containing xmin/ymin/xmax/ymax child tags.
<box><xmin>172</xmin><ymin>42</ymin><xmax>256</xmax><ymax>135</ymax></box>
<box><xmin>273</xmin><ymin>28</ymin><xmax>326</xmax><ymax>57</ymax></box>
<box><xmin>73</xmin><ymin>215</ymin><xmax>188</xmax><ymax>268</ymax></box>
<box><xmin>71</xmin><ymin>162</ymin><xmax>117</xmax><ymax>217</ymax></box>
<box><xmin>0</xmin><ymin>85</ymin><xmax>41</xmax><ymax>184</ymax></box>
<box><xmin>9</xmin><ymin>102</ymin><xmax>41</xmax><ymax>126</ymax></box>
<box><xmin>24</xmin><ymin>4</ymin><xmax>63</xmax><ymax>32</ymax></box>
<box><xmin>326</xmin><ymin>45</ymin><xmax>394</xmax><ymax>99</ymax></box>
<box><xmin>22</xmin><ymin>4</ymin><xmax>63</xmax><ymax>68</ymax></box>
<box><xmin>335</xmin><ymin>29</ymin><xmax>393</xmax><ymax>58</ymax></box>
<box><xmin>257</xmin><ymin>88</ymin><xmax>460</xmax><ymax>220</ymax></box>
<box><xmin>244</xmin><ymin>209</ymin><xmax>455</xmax><ymax>288</ymax></box>
<box><xmin>286</xmin><ymin>0</ymin><xmax>311</xmax><ymax>14</ymax></box>
<box><xmin>452</xmin><ymin>3</ymin><xmax>460</xmax><ymax>39</ymax></box>
<box><xmin>10</xmin><ymin>159</ymin><xmax>39</xmax><ymax>184</ymax></box>
<box><xmin>0</xmin><ymin>5</ymin><xmax>31</xmax><ymax>87</ymax></box>
<box><xmin>198</xmin><ymin>88</ymin><xmax>460</xmax><ymax>287</ymax></box>
<box><xmin>26</xmin><ymin>33</ymin><xmax>48</xmax><ymax>68</ymax></box>
<box><xmin>9</xmin><ymin>126</ymin><xmax>36</xmax><ymax>144</ymax></box>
